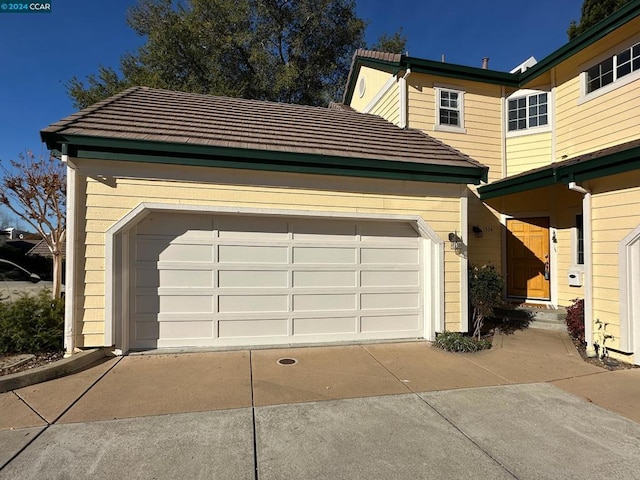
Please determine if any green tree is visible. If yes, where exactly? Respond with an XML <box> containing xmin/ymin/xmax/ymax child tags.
<box><xmin>370</xmin><ymin>27</ymin><xmax>407</xmax><ymax>54</ymax></box>
<box><xmin>567</xmin><ymin>0</ymin><xmax>631</xmax><ymax>40</ymax></box>
<box><xmin>68</xmin><ymin>0</ymin><xmax>405</xmax><ymax>109</ymax></box>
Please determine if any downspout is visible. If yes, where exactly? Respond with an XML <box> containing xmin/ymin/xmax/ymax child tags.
<box><xmin>568</xmin><ymin>181</ymin><xmax>596</xmax><ymax>357</ymax></box>
<box><xmin>61</xmin><ymin>144</ymin><xmax>77</xmax><ymax>357</ymax></box>
<box><xmin>399</xmin><ymin>68</ymin><xmax>411</xmax><ymax>128</ymax></box>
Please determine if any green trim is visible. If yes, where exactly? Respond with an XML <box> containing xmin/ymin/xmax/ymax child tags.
<box><xmin>344</xmin><ymin>0</ymin><xmax>640</xmax><ymax>103</ymax></box>
<box><xmin>479</xmin><ymin>145</ymin><xmax>640</xmax><ymax>200</ymax></box>
<box><xmin>66</xmin><ymin>140</ymin><xmax>485</xmax><ymax>185</ymax></box>
<box><xmin>520</xmin><ymin>0</ymin><xmax>640</xmax><ymax>84</ymax></box>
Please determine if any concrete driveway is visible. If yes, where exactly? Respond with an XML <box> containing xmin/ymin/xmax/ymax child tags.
<box><xmin>1</xmin><ymin>329</ymin><xmax>640</xmax><ymax>479</ymax></box>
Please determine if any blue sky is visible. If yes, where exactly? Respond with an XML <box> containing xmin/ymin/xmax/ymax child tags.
<box><xmin>0</xmin><ymin>0</ymin><xmax>583</xmax><ymax>172</ymax></box>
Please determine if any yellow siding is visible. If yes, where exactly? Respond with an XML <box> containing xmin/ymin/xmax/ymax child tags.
<box><xmin>370</xmin><ymin>84</ymin><xmax>400</xmax><ymax>126</ymax></box>
<box><xmin>407</xmin><ymin>74</ymin><xmax>503</xmax><ymax>182</ymax></box>
<box><xmin>467</xmin><ymin>191</ymin><xmax>502</xmax><ymax>269</ymax></box>
<box><xmin>590</xmin><ymin>171</ymin><xmax>640</xmax><ymax>353</ymax></box>
<box><xmin>552</xmin><ymin>20</ymin><xmax>640</xmax><ymax>159</ymax></box>
<box><xmin>349</xmin><ymin>66</ymin><xmax>395</xmax><ymax>113</ymax></box>
<box><xmin>505</xmin><ymin>132</ymin><xmax>552</xmax><ymax>177</ymax></box>
<box><xmin>73</xmin><ymin>160</ymin><xmax>466</xmax><ymax>347</ymax></box>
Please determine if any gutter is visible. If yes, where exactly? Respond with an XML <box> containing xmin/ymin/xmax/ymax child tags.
<box><xmin>399</xmin><ymin>68</ymin><xmax>411</xmax><ymax>128</ymax></box>
<box><xmin>61</xmin><ymin>144</ymin><xmax>77</xmax><ymax>357</ymax></box>
<box><xmin>568</xmin><ymin>181</ymin><xmax>596</xmax><ymax>358</ymax></box>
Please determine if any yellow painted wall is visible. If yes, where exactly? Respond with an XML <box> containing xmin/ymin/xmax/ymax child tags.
<box><xmin>550</xmin><ymin>20</ymin><xmax>640</xmax><ymax>160</ymax></box>
<box><xmin>349</xmin><ymin>66</ymin><xmax>395</xmax><ymax>112</ymax></box>
<box><xmin>590</xmin><ymin>171</ymin><xmax>640</xmax><ymax>354</ymax></box>
<box><xmin>407</xmin><ymin>74</ymin><xmax>503</xmax><ymax>182</ymax></box>
<box><xmin>405</xmin><ymin>74</ymin><xmax>505</xmax><ymax>270</ymax></box>
<box><xmin>73</xmin><ymin>159</ymin><xmax>467</xmax><ymax>347</ymax></box>
<box><xmin>505</xmin><ymin>132</ymin><xmax>552</xmax><ymax>177</ymax></box>
<box><xmin>369</xmin><ymin>84</ymin><xmax>400</xmax><ymax>126</ymax></box>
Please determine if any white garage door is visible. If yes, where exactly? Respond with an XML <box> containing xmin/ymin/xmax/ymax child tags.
<box><xmin>129</xmin><ymin>213</ymin><xmax>423</xmax><ymax>349</ymax></box>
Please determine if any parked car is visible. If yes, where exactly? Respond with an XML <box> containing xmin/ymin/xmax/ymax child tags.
<box><xmin>0</xmin><ymin>259</ymin><xmax>55</xmax><ymax>301</ymax></box>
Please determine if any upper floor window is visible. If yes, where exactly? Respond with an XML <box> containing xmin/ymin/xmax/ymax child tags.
<box><xmin>434</xmin><ymin>87</ymin><xmax>465</xmax><ymax>133</ymax></box>
<box><xmin>508</xmin><ymin>93</ymin><xmax>548</xmax><ymax>131</ymax></box>
<box><xmin>586</xmin><ymin>41</ymin><xmax>640</xmax><ymax>94</ymax></box>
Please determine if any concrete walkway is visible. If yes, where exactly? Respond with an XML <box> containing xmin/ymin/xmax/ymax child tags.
<box><xmin>1</xmin><ymin>329</ymin><xmax>639</xmax><ymax>479</ymax></box>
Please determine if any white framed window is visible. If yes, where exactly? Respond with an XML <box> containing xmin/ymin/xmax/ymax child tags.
<box><xmin>507</xmin><ymin>93</ymin><xmax>548</xmax><ymax>132</ymax></box>
<box><xmin>580</xmin><ymin>38</ymin><xmax>640</xmax><ymax>103</ymax></box>
<box><xmin>586</xmin><ymin>41</ymin><xmax>640</xmax><ymax>93</ymax></box>
<box><xmin>434</xmin><ymin>87</ymin><xmax>466</xmax><ymax>133</ymax></box>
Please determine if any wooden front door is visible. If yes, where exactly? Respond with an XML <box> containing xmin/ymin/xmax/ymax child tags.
<box><xmin>506</xmin><ymin>217</ymin><xmax>550</xmax><ymax>300</ymax></box>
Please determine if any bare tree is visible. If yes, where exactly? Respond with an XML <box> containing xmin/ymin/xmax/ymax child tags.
<box><xmin>0</xmin><ymin>151</ymin><xmax>66</xmax><ymax>298</ymax></box>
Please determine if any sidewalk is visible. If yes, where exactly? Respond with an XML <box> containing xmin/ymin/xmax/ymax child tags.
<box><xmin>1</xmin><ymin>329</ymin><xmax>639</xmax><ymax>479</ymax></box>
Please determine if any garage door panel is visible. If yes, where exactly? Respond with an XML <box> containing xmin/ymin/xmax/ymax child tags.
<box><xmin>292</xmin><ymin>219</ymin><xmax>357</xmax><ymax>241</ymax></box>
<box><xmin>293</xmin><ymin>317</ymin><xmax>357</xmax><ymax>335</ymax></box>
<box><xmin>218</xmin><ymin>245</ymin><xmax>288</xmax><ymax>264</ymax></box>
<box><xmin>361</xmin><ymin>270</ymin><xmax>420</xmax><ymax>287</ymax></box>
<box><xmin>136</xmin><ymin>214</ymin><xmax>213</xmax><ymax>236</ymax></box>
<box><xmin>360</xmin><ymin>221</ymin><xmax>419</xmax><ymax>240</ymax></box>
<box><xmin>293</xmin><ymin>294</ymin><xmax>356</xmax><ymax>312</ymax></box>
<box><xmin>361</xmin><ymin>248</ymin><xmax>419</xmax><ymax>265</ymax></box>
<box><xmin>141</xmin><ymin>243</ymin><xmax>213</xmax><ymax>263</ymax></box>
<box><xmin>293</xmin><ymin>270</ymin><xmax>356</xmax><ymax>287</ymax></box>
<box><xmin>219</xmin><ymin>270</ymin><xmax>288</xmax><ymax>288</ymax></box>
<box><xmin>135</xmin><ymin>321</ymin><xmax>159</xmax><ymax>341</ymax></box>
<box><xmin>293</xmin><ymin>247</ymin><xmax>356</xmax><ymax>264</ymax></box>
<box><xmin>361</xmin><ymin>314</ymin><xmax>420</xmax><ymax>333</ymax></box>
<box><xmin>158</xmin><ymin>321</ymin><xmax>214</xmax><ymax>340</ymax></box>
<box><xmin>130</xmin><ymin>213</ymin><xmax>425</xmax><ymax>350</ymax></box>
<box><xmin>218</xmin><ymin>294</ymin><xmax>288</xmax><ymax>313</ymax></box>
<box><xmin>159</xmin><ymin>270</ymin><xmax>213</xmax><ymax>288</ymax></box>
<box><xmin>218</xmin><ymin>319</ymin><xmax>288</xmax><ymax>338</ymax></box>
<box><xmin>160</xmin><ymin>295</ymin><xmax>213</xmax><ymax>313</ymax></box>
<box><xmin>217</xmin><ymin>216</ymin><xmax>289</xmax><ymax>240</ymax></box>
<box><xmin>361</xmin><ymin>292</ymin><xmax>420</xmax><ymax>309</ymax></box>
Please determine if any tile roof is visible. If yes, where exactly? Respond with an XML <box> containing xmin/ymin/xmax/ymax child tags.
<box><xmin>41</xmin><ymin>87</ymin><xmax>485</xmax><ymax>172</ymax></box>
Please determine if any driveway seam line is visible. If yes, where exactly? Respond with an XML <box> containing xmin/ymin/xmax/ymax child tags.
<box><xmin>12</xmin><ymin>390</ymin><xmax>49</xmax><ymax>426</ymax></box>
<box><xmin>453</xmin><ymin>354</ymin><xmax>514</xmax><ymax>384</ymax></box>
<box><xmin>415</xmin><ymin>394</ymin><xmax>521</xmax><ymax>480</ymax></box>
<box><xmin>250</xmin><ymin>350</ymin><xmax>259</xmax><ymax>480</ymax></box>
<box><xmin>51</xmin><ymin>355</ymin><xmax>124</xmax><ymax>425</ymax></box>
<box><xmin>359</xmin><ymin>345</ymin><xmax>414</xmax><ymax>394</ymax></box>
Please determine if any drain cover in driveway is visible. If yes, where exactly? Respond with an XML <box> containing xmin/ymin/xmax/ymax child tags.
<box><xmin>277</xmin><ymin>358</ymin><xmax>298</xmax><ymax>366</ymax></box>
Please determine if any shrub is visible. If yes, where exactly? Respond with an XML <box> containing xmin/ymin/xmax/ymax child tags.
<box><xmin>469</xmin><ymin>265</ymin><xmax>505</xmax><ymax>339</ymax></box>
<box><xmin>433</xmin><ymin>331</ymin><xmax>492</xmax><ymax>353</ymax></box>
<box><xmin>565</xmin><ymin>298</ymin><xmax>585</xmax><ymax>343</ymax></box>
<box><xmin>0</xmin><ymin>289</ymin><xmax>64</xmax><ymax>354</ymax></box>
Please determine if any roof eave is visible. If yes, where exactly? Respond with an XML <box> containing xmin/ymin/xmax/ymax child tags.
<box><xmin>49</xmin><ymin>133</ymin><xmax>487</xmax><ymax>185</ymax></box>
<box><xmin>478</xmin><ymin>144</ymin><xmax>640</xmax><ymax>200</ymax></box>
<box><xmin>521</xmin><ymin>0</ymin><xmax>640</xmax><ymax>85</ymax></box>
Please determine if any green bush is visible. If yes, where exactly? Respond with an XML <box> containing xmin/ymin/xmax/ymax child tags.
<box><xmin>469</xmin><ymin>265</ymin><xmax>505</xmax><ymax>339</ymax></box>
<box><xmin>433</xmin><ymin>331</ymin><xmax>492</xmax><ymax>353</ymax></box>
<box><xmin>565</xmin><ymin>298</ymin><xmax>585</xmax><ymax>343</ymax></box>
<box><xmin>0</xmin><ymin>290</ymin><xmax>64</xmax><ymax>354</ymax></box>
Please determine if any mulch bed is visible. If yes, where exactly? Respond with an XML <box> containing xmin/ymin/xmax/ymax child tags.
<box><xmin>572</xmin><ymin>340</ymin><xmax>638</xmax><ymax>371</ymax></box>
<box><xmin>0</xmin><ymin>351</ymin><xmax>64</xmax><ymax>376</ymax></box>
